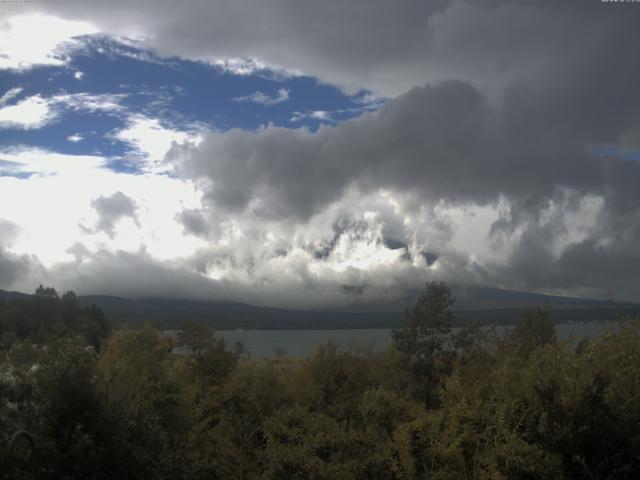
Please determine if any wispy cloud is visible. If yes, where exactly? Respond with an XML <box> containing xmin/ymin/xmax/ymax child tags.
<box><xmin>52</xmin><ymin>92</ymin><xmax>126</xmax><ymax>114</ymax></box>
<box><xmin>0</xmin><ymin>87</ymin><xmax>24</xmax><ymax>106</ymax></box>
<box><xmin>290</xmin><ymin>110</ymin><xmax>335</xmax><ymax>123</ymax></box>
<box><xmin>0</xmin><ymin>91</ymin><xmax>127</xmax><ymax>130</ymax></box>
<box><xmin>233</xmin><ymin>88</ymin><xmax>290</xmax><ymax>106</ymax></box>
<box><xmin>290</xmin><ymin>97</ymin><xmax>384</xmax><ymax>123</ymax></box>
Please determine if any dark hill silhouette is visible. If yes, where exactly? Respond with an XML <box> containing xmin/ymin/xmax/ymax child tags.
<box><xmin>2</xmin><ymin>286</ymin><xmax>639</xmax><ymax>329</ymax></box>
<box><xmin>329</xmin><ymin>285</ymin><xmax>626</xmax><ymax>313</ymax></box>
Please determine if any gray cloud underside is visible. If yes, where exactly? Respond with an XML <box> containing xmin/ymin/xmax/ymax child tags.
<box><xmin>10</xmin><ymin>1</ymin><xmax>635</xmax><ymax>96</ymax></box>
<box><xmin>0</xmin><ymin>220</ymin><xmax>43</xmax><ymax>290</ymax></box>
<box><xmin>86</xmin><ymin>191</ymin><xmax>138</xmax><ymax>238</ymax></box>
<box><xmin>172</xmin><ymin>52</ymin><xmax>640</xmax><ymax>300</ymax></box>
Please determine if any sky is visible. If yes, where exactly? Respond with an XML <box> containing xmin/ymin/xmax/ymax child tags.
<box><xmin>1</xmin><ymin>0</ymin><xmax>640</xmax><ymax>308</ymax></box>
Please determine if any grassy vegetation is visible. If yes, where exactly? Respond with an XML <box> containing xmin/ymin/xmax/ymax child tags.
<box><xmin>1</xmin><ymin>282</ymin><xmax>639</xmax><ymax>479</ymax></box>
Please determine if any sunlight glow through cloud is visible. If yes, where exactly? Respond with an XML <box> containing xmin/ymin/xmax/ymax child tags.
<box><xmin>114</xmin><ymin>116</ymin><xmax>203</xmax><ymax>170</ymax></box>
<box><xmin>0</xmin><ymin>14</ymin><xmax>97</xmax><ymax>70</ymax></box>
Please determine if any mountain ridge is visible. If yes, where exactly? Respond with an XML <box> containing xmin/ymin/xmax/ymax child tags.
<box><xmin>2</xmin><ymin>286</ymin><xmax>639</xmax><ymax>329</ymax></box>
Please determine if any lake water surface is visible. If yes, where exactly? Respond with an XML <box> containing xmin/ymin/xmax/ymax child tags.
<box><xmin>218</xmin><ymin>322</ymin><xmax>618</xmax><ymax>357</ymax></box>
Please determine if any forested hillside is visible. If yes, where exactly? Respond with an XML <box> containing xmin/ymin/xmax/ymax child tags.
<box><xmin>4</xmin><ymin>287</ymin><xmax>638</xmax><ymax>330</ymax></box>
<box><xmin>1</xmin><ymin>282</ymin><xmax>639</xmax><ymax>479</ymax></box>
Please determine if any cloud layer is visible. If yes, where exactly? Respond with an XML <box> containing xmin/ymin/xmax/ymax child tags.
<box><xmin>167</xmin><ymin>73</ymin><xmax>640</xmax><ymax>301</ymax></box>
<box><xmin>7</xmin><ymin>1</ymin><xmax>638</xmax><ymax>97</ymax></box>
<box><xmin>1</xmin><ymin>1</ymin><xmax>640</xmax><ymax>306</ymax></box>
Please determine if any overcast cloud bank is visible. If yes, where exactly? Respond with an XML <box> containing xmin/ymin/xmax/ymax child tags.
<box><xmin>1</xmin><ymin>1</ymin><xmax>640</xmax><ymax>306</ymax></box>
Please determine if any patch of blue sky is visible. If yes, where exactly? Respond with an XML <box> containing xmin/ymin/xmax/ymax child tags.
<box><xmin>1</xmin><ymin>35</ymin><xmax>385</xmax><ymax>174</ymax></box>
<box><xmin>65</xmin><ymin>37</ymin><xmax>379</xmax><ymax>128</ymax></box>
<box><xmin>102</xmin><ymin>157</ymin><xmax>149</xmax><ymax>175</ymax></box>
<box><xmin>1</xmin><ymin>66</ymin><xmax>69</xmax><ymax>100</ymax></box>
<box><xmin>0</xmin><ymin>111</ymin><xmax>127</xmax><ymax>158</ymax></box>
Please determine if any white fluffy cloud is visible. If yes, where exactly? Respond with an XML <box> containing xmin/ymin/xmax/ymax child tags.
<box><xmin>0</xmin><ymin>143</ymin><xmax>500</xmax><ymax>307</ymax></box>
<box><xmin>0</xmin><ymin>95</ymin><xmax>52</xmax><ymax>129</ymax></box>
<box><xmin>0</xmin><ymin>147</ymin><xmax>104</xmax><ymax>176</ymax></box>
<box><xmin>0</xmin><ymin>90</ymin><xmax>126</xmax><ymax>131</ymax></box>
<box><xmin>0</xmin><ymin>149</ymin><xmax>204</xmax><ymax>270</ymax></box>
<box><xmin>0</xmin><ymin>13</ymin><xmax>97</xmax><ymax>70</ymax></box>
<box><xmin>114</xmin><ymin>115</ymin><xmax>203</xmax><ymax>171</ymax></box>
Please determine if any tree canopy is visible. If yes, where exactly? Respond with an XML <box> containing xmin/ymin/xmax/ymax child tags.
<box><xmin>1</xmin><ymin>282</ymin><xmax>639</xmax><ymax>479</ymax></box>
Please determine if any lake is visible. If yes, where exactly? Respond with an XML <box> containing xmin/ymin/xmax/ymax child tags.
<box><xmin>217</xmin><ymin>322</ymin><xmax>619</xmax><ymax>357</ymax></box>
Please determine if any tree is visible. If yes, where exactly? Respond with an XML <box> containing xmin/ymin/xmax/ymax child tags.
<box><xmin>179</xmin><ymin>322</ymin><xmax>215</xmax><ymax>355</ymax></box>
<box><xmin>96</xmin><ymin>324</ymin><xmax>191</xmax><ymax>478</ymax></box>
<box><xmin>298</xmin><ymin>342</ymin><xmax>374</xmax><ymax>429</ymax></box>
<box><xmin>34</xmin><ymin>285</ymin><xmax>58</xmax><ymax>299</ymax></box>
<box><xmin>28</xmin><ymin>337</ymin><xmax>107</xmax><ymax>478</ymax></box>
<box><xmin>179</xmin><ymin>322</ymin><xmax>238</xmax><ymax>392</ymax></box>
<box><xmin>510</xmin><ymin>307</ymin><xmax>556</xmax><ymax>358</ymax></box>
<box><xmin>0</xmin><ymin>287</ymin><xmax>110</xmax><ymax>347</ymax></box>
<box><xmin>391</xmin><ymin>280</ymin><xmax>455</xmax><ymax>407</ymax></box>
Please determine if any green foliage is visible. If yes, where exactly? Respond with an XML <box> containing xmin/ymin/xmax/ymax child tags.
<box><xmin>298</xmin><ymin>341</ymin><xmax>375</xmax><ymax>425</ymax></box>
<box><xmin>27</xmin><ymin>337</ymin><xmax>107</xmax><ymax>478</ymax></box>
<box><xmin>392</xmin><ymin>280</ymin><xmax>457</xmax><ymax>407</ymax></box>
<box><xmin>392</xmin><ymin>280</ymin><xmax>455</xmax><ymax>357</ymax></box>
<box><xmin>510</xmin><ymin>307</ymin><xmax>556</xmax><ymax>358</ymax></box>
<box><xmin>0</xmin><ymin>286</ymin><xmax>110</xmax><ymax>349</ymax></box>
<box><xmin>263</xmin><ymin>405</ymin><xmax>396</xmax><ymax>480</ymax></box>
<box><xmin>95</xmin><ymin>324</ymin><xmax>194</xmax><ymax>479</ymax></box>
<box><xmin>179</xmin><ymin>322</ymin><xmax>238</xmax><ymax>392</ymax></box>
<box><xmin>1</xmin><ymin>282</ymin><xmax>640</xmax><ymax>479</ymax></box>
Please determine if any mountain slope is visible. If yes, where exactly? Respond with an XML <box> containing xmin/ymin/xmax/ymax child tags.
<box><xmin>3</xmin><ymin>287</ymin><xmax>639</xmax><ymax>329</ymax></box>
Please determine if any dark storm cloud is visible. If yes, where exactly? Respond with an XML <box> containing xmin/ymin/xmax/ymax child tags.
<box><xmin>48</xmin><ymin>249</ymin><xmax>223</xmax><ymax>300</ymax></box>
<box><xmin>43</xmin><ymin>247</ymin><xmax>401</xmax><ymax>309</ymax></box>
<box><xmin>0</xmin><ymin>221</ymin><xmax>41</xmax><ymax>289</ymax></box>
<box><xmin>15</xmin><ymin>0</ymin><xmax>447</xmax><ymax>95</ymax></box>
<box><xmin>0</xmin><ymin>247</ymin><xmax>35</xmax><ymax>288</ymax></box>
<box><xmin>341</xmin><ymin>284</ymin><xmax>366</xmax><ymax>296</ymax></box>
<box><xmin>0</xmin><ymin>220</ymin><xmax>29</xmax><ymax>288</ymax></box>
<box><xmin>169</xmin><ymin>1</ymin><xmax>640</xmax><ymax>298</ymax></box>
<box><xmin>88</xmin><ymin>191</ymin><xmax>138</xmax><ymax>238</ymax></box>
<box><xmin>0</xmin><ymin>251</ymin><xmax>19</xmax><ymax>288</ymax></box>
<box><xmin>14</xmin><ymin>1</ymin><xmax>634</xmax><ymax>96</ymax></box>
<box><xmin>176</xmin><ymin>209</ymin><xmax>209</xmax><ymax>238</ymax></box>
<box><xmin>175</xmin><ymin>81</ymin><xmax>494</xmax><ymax>220</ymax></box>
<box><xmin>495</xmin><ymin>201</ymin><xmax>640</xmax><ymax>300</ymax></box>
<box><xmin>178</xmin><ymin>77</ymin><xmax>640</xmax><ymax>222</ymax></box>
